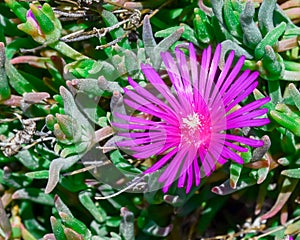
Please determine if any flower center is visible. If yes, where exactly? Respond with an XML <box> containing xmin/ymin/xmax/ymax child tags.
<box><xmin>180</xmin><ymin>112</ymin><xmax>211</xmax><ymax>147</ymax></box>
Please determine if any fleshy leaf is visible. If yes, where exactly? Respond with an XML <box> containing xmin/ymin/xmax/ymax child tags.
<box><xmin>229</xmin><ymin>162</ymin><xmax>243</xmax><ymax>189</ymax></box>
<box><xmin>59</xmin><ymin>212</ymin><xmax>91</xmax><ymax>238</ymax></box>
<box><xmin>12</xmin><ymin>188</ymin><xmax>54</xmax><ymax>205</ymax></box>
<box><xmin>5</xmin><ymin>58</ymin><xmax>35</xmax><ymax>94</ymax></box>
<box><xmin>50</xmin><ymin>216</ymin><xmax>67</xmax><ymax>240</ymax></box>
<box><xmin>211</xmin><ymin>177</ymin><xmax>256</xmax><ymax>195</ymax></box>
<box><xmin>25</xmin><ymin>170</ymin><xmax>49</xmax><ymax>179</ymax></box>
<box><xmin>281</xmin><ymin>168</ymin><xmax>300</xmax><ymax>178</ymax></box>
<box><xmin>261</xmin><ymin>177</ymin><xmax>298</xmax><ymax>220</ymax></box>
<box><xmin>223</xmin><ymin>0</ymin><xmax>242</xmax><ymax>37</ymax></box>
<box><xmin>63</xmin><ymin>227</ymin><xmax>84</xmax><ymax>240</ymax></box>
<box><xmin>54</xmin><ymin>195</ymin><xmax>73</xmax><ymax>217</ymax></box>
<box><xmin>119</xmin><ymin>207</ymin><xmax>134</xmax><ymax>240</ymax></box>
<box><xmin>78</xmin><ymin>191</ymin><xmax>106</xmax><ymax>223</ymax></box>
<box><xmin>240</xmin><ymin>1</ymin><xmax>262</xmax><ymax>49</ymax></box>
<box><xmin>142</xmin><ymin>220</ymin><xmax>173</xmax><ymax>237</ymax></box>
<box><xmin>270</xmin><ymin>109</ymin><xmax>300</xmax><ymax>136</ymax></box>
<box><xmin>0</xmin><ymin>198</ymin><xmax>11</xmax><ymax>239</ymax></box>
<box><xmin>257</xmin><ymin>0</ymin><xmax>276</xmax><ymax>35</ymax></box>
<box><xmin>288</xmin><ymin>83</ymin><xmax>300</xmax><ymax>110</ymax></box>
<box><xmin>45</xmin><ymin>155</ymin><xmax>82</xmax><ymax>194</ymax></box>
<box><xmin>254</xmin><ymin>22</ymin><xmax>286</xmax><ymax>59</ymax></box>
<box><xmin>0</xmin><ymin>42</ymin><xmax>10</xmax><ymax>102</ymax></box>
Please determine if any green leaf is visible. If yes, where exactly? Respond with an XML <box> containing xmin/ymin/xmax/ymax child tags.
<box><xmin>5</xmin><ymin>60</ymin><xmax>35</xmax><ymax>94</ymax></box>
<box><xmin>282</xmin><ymin>168</ymin><xmax>300</xmax><ymax>178</ymax></box>
<box><xmin>0</xmin><ymin>42</ymin><xmax>10</xmax><ymax>102</ymax></box>
<box><xmin>289</xmin><ymin>83</ymin><xmax>300</xmax><ymax>110</ymax></box>
<box><xmin>78</xmin><ymin>191</ymin><xmax>106</xmax><ymax>223</ymax></box>
<box><xmin>223</xmin><ymin>0</ymin><xmax>242</xmax><ymax>37</ymax></box>
<box><xmin>270</xmin><ymin>109</ymin><xmax>300</xmax><ymax>136</ymax></box>
<box><xmin>262</xmin><ymin>46</ymin><xmax>284</xmax><ymax>80</ymax></box>
<box><xmin>142</xmin><ymin>220</ymin><xmax>172</xmax><ymax>237</ymax></box>
<box><xmin>56</xmin><ymin>114</ymin><xmax>82</xmax><ymax>143</ymax></box>
<box><xmin>45</xmin><ymin>155</ymin><xmax>82</xmax><ymax>194</ymax></box>
<box><xmin>240</xmin><ymin>1</ymin><xmax>262</xmax><ymax>49</ymax></box>
<box><xmin>142</xmin><ymin>15</ymin><xmax>157</xmax><ymax>52</ymax></box>
<box><xmin>257</xmin><ymin>0</ymin><xmax>276</xmax><ymax>35</ymax></box>
<box><xmin>193</xmin><ymin>8</ymin><xmax>212</xmax><ymax>44</ymax></box>
<box><xmin>261</xmin><ymin>177</ymin><xmax>298</xmax><ymax>220</ymax></box>
<box><xmin>106</xmin><ymin>216</ymin><xmax>121</xmax><ymax>228</ymax></box>
<box><xmin>4</xmin><ymin>0</ymin><xmax>27</xmax><ymax>22</ymax></box>
<box><xmin>254</xmin><ymin>22</ymin><xmax>286</xmax><ymax>59</ymax></box>
<box><xmin>20</xmin><ymin>226</ymin><xmax>37</xmax><ymax>240</ymax></box>
<box><xmin>50</xmin><ymin>41</ymin><xmax>86</xmax><ymax>61</ymax></box>
<box><xmin>59</xmin><ymin>86</ymin><xmax>93</xmax><ymax>137</ymax></box>
<box><xmin>285</xmin><ymin>219</ymin><xmax>300</xmax><ymax>235</ymax></box>
<box><xmin>268</xmin><ymin>80</ymin><xmax>282</xmax><ymax>104</ymax></box>
<box><xmin>31</xmin><ymin>3</ymin><xmax>55</xmax><ymax>34</ymax></box>
<box><xmin>5</xmin><ymin>38</ymin><xmax>35</xmax><ymax>60</ymax></box>
<box><xmin>280</xmin><ymin>129</ymin><xmax>296</xmax><ymax>155</ymax></box>
<box><xmin>101</xmin><ymin>9</ymin><xmax>129</xmax><ymax>49</ymax></box>
<box><xmin>66</xmin><ymin>59</ymin><xmax>97</xmax><ymax>78</ymax></box>
<box><xmin>210</xmin><ymin>0</ymin><xmax>224</xmax><ymax>24</ymax></box>
<box><xmin>229</xmin><ymin>162</ymin><xmax>243</xmax><ymax>189</ymax></box>
<box><xmin>50</xmin><ymin>217</ymin><xmax>67</xmax><ymax>240</ymax></box>
<box><xmin>119</xmin><ymin>208</ymin><xmax>134</xmax><ymax>240</ymax></box>
<box><xmin>211</xmin><ymin>177</ymin><xmax>256</xmax><ymax>195</ymax></box>
<box><xmin>155</xmin><ymin>24</ymin><xmax>197</xmax><ymax>46</ymax></box>
<box><xmin>253</xmin><ymin>88</ymin><xmax>275</xmax><ymax>111</ymax></box>
<box><xmin>153</xmin><ymin>27</ymin><xmax>183</xmax><ymax>68</ymax></box>
<box><xmin>60</xmin><ymin>212</ymin><xmax>91</xmax><ymax>239</ymax></box>
<box><xmin>220</xmin><ymin>40</ymin><xmax>253</xmax><ymax>68</ymax></box>
<box><xmin>12</xmin><ymin>188</ymin><xmax>54</xmax><ymax>205</ymax></box>
<box><xmin>25</xmin><ymin>170</ymin><xmax>49</xmax><ymax>179</ymax></box>
<box><xmin>63</xmin><ymin>227</ymin><xmax>84</xmax><ymax>240</ymax></box>
<box><xmin>0</xmin><ymin>198</ymin><xmax>11</xmax><ymax>240</ymax></box>
<box><xmin>15</xmin><ymin>150</ymin><xmax>39</xmax><ymax>170</ymax></box>
<box><xmin>54</xmin><ymin>195</ymin><xmax>73</xmax><ymax>217</ymax></box>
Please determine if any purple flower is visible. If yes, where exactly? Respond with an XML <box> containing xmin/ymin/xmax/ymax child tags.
<box><xmin>113</xmin><ymin>43</ymin><xmax>270</xmax><ymax>193</ymax></box>
<box><xmin>26</xmin><ymin>7</ymin><xmax>42</xmax><ymax>35</ymax></box>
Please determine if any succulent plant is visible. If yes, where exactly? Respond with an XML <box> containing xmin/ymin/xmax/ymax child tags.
<box><xmin>0</xmin><ymin>0</ymin><xmax>300</xmax><ymax>239</ymax></box>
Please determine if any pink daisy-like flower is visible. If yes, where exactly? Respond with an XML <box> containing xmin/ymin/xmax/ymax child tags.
<box><xmin>113</xmin><ymin>43</ymin><xmax>270</xmax><ymax>193</ymax></box>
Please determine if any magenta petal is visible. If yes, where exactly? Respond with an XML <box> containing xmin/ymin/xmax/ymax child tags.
<box><xmin>175</xmin><ymin>47</ymin><xmax>192</xmax><ymax>94</ymax></box>
<box><xmin>189</xmin><ymin>43</ymin><xmax>199</xmax><ymax>87</ymax></box>
<box><xmin>135</xmin><ymin>68</ymin><xmax>181</xmax><ymax>114</ymax></box>
<box><xmin>112</xmin><ymin>122</ymin><xmax>155</xmax><ymax>130</ymax></box>
<box><xmin>204</xmin><ymin>44</ymin><xmax>221</xmax><ymax>101</ymax></box>
<box><xmin>199</xmin><ymin>148</ymin><xmax>211</xmax><ymax>176</ymax></box>
<box><xmin>215</xmin><ymin>50</ymin><xmax>235</xmax><ymax>89</ymax></box>
<box><xmin>158</xmin><ymin>149</ymin><xmax>187</xmax><ymax>183</ymax></box>
<box><xmin>127</xmin><ymin>77</ymin><xmax>176</xmax><ymax>117</ymax></box>
<box><xmin>226</xmin><ymin>118</ymin><xmax>270</xmax><ymax>129</ymax></box>
<box><xmin>144</xmin><ymin>148</ymin><xmax>178</xmax><ymax>173</ymax></box>
<box><xmin>178</xmin><ymin>170</ymin><xmax>186</xmax><ymax>188</ymax></box>
<box><xmin>226</xmin><ymin>97</ymin><xmax>270</xmax><ymax>120</ymax></box>
<box><xmin>223</xmin><ymin>141</ymin><xmax>248</xmax><ymax>152</ymax></box>
<box><xmin>219</xmin><ymin>55</ymin><xmax>246</xmax><ymax>96</ymax></box>
<box><xmin>225</xmin><ymin>81</ymin><xmax>259</xmax><ymax>112</ymax></box>
<box><xmin>193</xmin><ymin>158</ymin><xmax>201</xmax><ymax>186</ymax></box>
<box><xmin>185</xmin><ymin>165</ymin><xmax>193</xmax><ymax>193</ymax></box>
<box><xmin>222</xmin><ymin>147</ymin><xmax>244</xmax><ymax>164</ymax></box>
<box><xmin>161</xmin><ymin>52</ymin><xmax>183</xmax><ymax>93</ymax></box>
<box><xmin>225</xmin><ymin>134</ymin><xmax>264</xmax><ymax>147</ymax></box>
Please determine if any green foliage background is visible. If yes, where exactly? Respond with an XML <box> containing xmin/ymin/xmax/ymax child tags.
<box><xmin>0</xmin><ymin>0</ymin><xmax>300</xmax><ymax>239</ymax></box>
